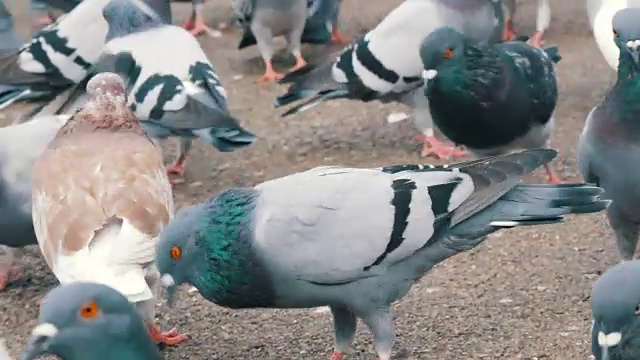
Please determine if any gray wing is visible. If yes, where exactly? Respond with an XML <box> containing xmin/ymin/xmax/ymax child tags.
<box><xmin>252</xmin><ymin>166</ymin><xmax>475</xmax><ymax>284</ymax></box>
<box><xmin>577</xmin><ymin>106</ymin><xmax>601</xmax><ymax>185</ymax></box>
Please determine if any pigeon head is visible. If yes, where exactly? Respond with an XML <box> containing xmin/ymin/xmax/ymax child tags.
<box><xmin>612</xmin><ymin>8</ymin><xmax>640</xmax><ymax>68</ymax></box>
<box><xmin>103</xmin><ymin>0</ymin><xmax>163</xmax><ymax>41</ymax></box>
<box><xmin>419</xmin><ymin>27</ymin><xmax>467</xmax><ymax>90</ymax></box>
<box><xmin>156</xmin><ymin>203</ymin><xmax>208</xmax><ymax>306</ymax></box>
<box><xmin>591</xmin><ymin>261</ymin><xmax>640</xmax><ymax>360</ymax></box>
<box><xmin>21</xmin><ymin>282</ymin><xmax>153</xmax><ymax>360</ymax></box>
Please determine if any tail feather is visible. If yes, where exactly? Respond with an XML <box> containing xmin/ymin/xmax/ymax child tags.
<box><xmin>542</xmin><ymin>45</ymin><xmax>562</xmax><ymax>63</ymax></box>
<box><xmin>194</xmin><ymin>126</ymin><xmax>257</xmax><ymax>152</ymax></box>
<box><xmin>280</xmin><ymin>88</ymin><xmax>350</xmax><ymax>117</ymax></box>
<box><xmin>451</xmin><ymin>183</ymin><xmax>609</xmax><ymax>239</ymax></box>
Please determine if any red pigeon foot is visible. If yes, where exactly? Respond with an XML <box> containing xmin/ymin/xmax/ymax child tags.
<box><xmin>147</xmin><ymin>324</ymin><xmax>188</xmax><ymax>346</ymax></box>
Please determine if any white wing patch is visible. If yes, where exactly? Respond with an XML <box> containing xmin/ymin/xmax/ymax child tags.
<box><xmin>18</xmin><ymin>0</ymin><xmax>110</xmax><ymax>81</ymax></box>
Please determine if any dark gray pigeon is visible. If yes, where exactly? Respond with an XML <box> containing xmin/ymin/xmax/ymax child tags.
<box><xmin>232</xmin><ymin>0</ymin><xmax>309</xmax><ymax>83</ymax></box>
<box><xmin>0</xmin><ymin>113</ymin><xmax>70</xmax><ymax>290</ymax></box>
<box><xmin>591</xmin><ymin>261</ymin><xmax>640</xmax><ymax>360</ymax></box>
<box><xmin>63</xmin><ymin>0</ymin><xmax>255</xmax><ymax>184</ymax></box>
<box><xmin>419</xmin><ymin>27</ymin><xmax>562</xmax><ymax>183</ymax></box>
<box><xmin>21</xmin><ymin>282</ymin><xmax>163</xmax><ymax>360</ymax></box>
<box><xmin>0</xmin><ymin>0</ymin><xmax>21</xmax><ymax>55</ymax></box>
<box><xmin>578</xmin><ymin>7</ymin><xmax>640</xmax><ymax>261</ymax></box>
<box><xmin>0</xmin><ymin>0</ymin><xmax>171</xmax><ymax>111</ymax></box>
<box><xmin>274</xmin><ymin>0</ymin><xmax>505</xmax><ymax>160</ymax></box>
<box><xmin>156</xmin><ymin>148</ymin><xmax>609</xmax><ymax>360</ymax></box>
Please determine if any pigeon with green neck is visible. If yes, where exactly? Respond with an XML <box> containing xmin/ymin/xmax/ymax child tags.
<box><xmin>156</xmin><ymin>148</ymin><xmax>609</xmax><ymax>360</ymax></box>
<box><xmin>578</xmin><ymin>7</ymin><xmax>640</xmax><ymax>261</ymax></box>
<box><xmin>420</xmin><ymin>27</ymin><xmax>563</xmax><ymax>184</ymax></box>
<box><xmin>21</xmin><ymin>282</ymin><xmax>164</xmax><ymax>360</ymax></box>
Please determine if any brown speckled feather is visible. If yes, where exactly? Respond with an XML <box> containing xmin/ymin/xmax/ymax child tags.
<box><xmin>31</xmin><ymin>73</ymin><xmax>173</xmax><ymax>302</ymax></box>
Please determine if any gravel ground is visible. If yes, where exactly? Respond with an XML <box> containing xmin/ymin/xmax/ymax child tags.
<box><xmin>0</xmin><ymin>0</ymin><xmax>622</xmax><ymax>359</ymax></box>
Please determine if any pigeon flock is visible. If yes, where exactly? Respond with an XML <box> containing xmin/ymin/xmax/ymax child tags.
<box><xmin>0</xmin><ymin>0</ymin><xmax>637</xmax><ymax>359</ymax></box>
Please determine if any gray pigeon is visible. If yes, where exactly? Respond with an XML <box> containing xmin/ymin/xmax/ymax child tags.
<box><xmin>419</xmin><ymin>27</ymin><xmax>562</xmax><ymax>183</ymax></box>
<box><xmin>0</xmin><ymin>0</ymin><xmax>21</xmax><ymax>55</ymax></box>
<box><xmin>591</xmin><ymin>261</ymin><xmax>640</xmax><ymax>360</ymax></box>
<box><xmin>233</xmin><ymin>0</ymin><xmax>309</xmax><ymax>83</ymax></box>
<box><xmin>21</xmin><ymin>282</ymin><xmax>163</xmax><ymax>360</ymax></box>
<box><xmin>156</xmin><ymin>148</ymin><xmax>609</xmax><ymax>360</ymax></box>
<box><xmin>578</xmin><ymin>7</ymin><xmax>640</xmax><ymax>261</ymax></box>
<box><xmin>274</xmin><ymin>0</ymin><xmax>505</xmax><ymax>160</ymax></box>
<box><xmin>57</xmin><ymin>0</ymin><xmax>255</xmax><ymax>184</ymax></box>
<box><xmin>0</xmin><ymin>113</ymin><xmax>70</xmax><ymax>290</ymax></box>
<box><xmin>0</xmin><ymin>0</ymin><xmax>172</xmax><ymax>110</ymax></box>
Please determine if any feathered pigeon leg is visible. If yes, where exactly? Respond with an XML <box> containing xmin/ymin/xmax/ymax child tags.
<box><xmin>530</xmin><ymin>0</ymin><xmax>550</xmax><ymax>48</ymax></box>
<box><xmin>331</xmin><ymin>23</ymin><xmax>350</xmax><ymax>44</ymax></box>
<box><xmin>285</xmin><ymin>18</ymin><xmax>308</xmax><ymax>73</ymax></box>
<box><xmin>0</xmin><ymin>246</ymin><xmax>22</xmax><ymax>290</ymax></box>
<box><xmin>166</xmin><ymin>138</ymin><xmax>192</xmax><ymax>185</ymax></box>
<box><xmin>607</xmin><ymin>206</ymin><xmax>639</xmax><ymax>261</ymax></box>
<box><xmin>329</xmin><ymin>307</ymin><xmax>357</xmax><ymax>360</ymax></box>
<box><xmin>142</xmin><ymin>265</ymin><xmax>188</xmax><ymax>346</ymax></box>
<box><xmin>253</xmin><ymin>22</ymin><xmax>285</xmax><ymax>83</ymax></box>
<box><xmin>413</xmin><ymin>130</ymin><xmax>467</xmax><ymax>160</ymax></box>
<box><xmin>360</xmin><ymin>309</ymin><xmax>394</xmax><ymax>360</ymax></box>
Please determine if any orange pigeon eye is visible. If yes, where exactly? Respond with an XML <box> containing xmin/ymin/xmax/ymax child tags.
<box><xmin>444</xmin><ymin>48</ymin><xmax>454</xmax><ymax>59</ymax></box>
<box><xmin>170</xmin><ymin>246</ymin><xmax>182</xmax><ymax>260</ymax></box>
<box><xmin>79</xmin><ymin>301</ymin><xmax>99</xmax><ymax>319</ymax></box>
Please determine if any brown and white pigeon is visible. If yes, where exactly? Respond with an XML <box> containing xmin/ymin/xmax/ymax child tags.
<box><xmin>31</xmin><ymin>72</ymin><xmax>187</xmax><ymax>346</ymax></box>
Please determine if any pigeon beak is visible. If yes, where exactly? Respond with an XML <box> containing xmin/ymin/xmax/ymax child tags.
<box><xmin>422</xmin><ymin>69</ymin><xmax>438</xmax><ymax>89</ymax></box>
<box><xmin>160</xmin><ymin>273</ymin><xmax>177</xmax><ymax>307</ymax></box>
<box><xmin>20</xmin><ymin>323</ymin><xmax>58</xmax><ymax>360</ymax></box>
<box><xmin>626</xmin><ymin>40</ymin><xmax>640</xmax><ymax>65</ymax></box>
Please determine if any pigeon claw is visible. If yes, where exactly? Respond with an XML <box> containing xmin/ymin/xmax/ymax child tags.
<box><xmin>287</xmin><ymin>56</ymin><xmax>307</xmax><ymax>73</ymax></box>
<box><xmin>544</xmin><ymin>164</ymin><xmax>563</xmax><ymax>184</ymax></box>
<box><xmin>0</xmin><ymin>265</ymin><xmax>24</xmax><ymax>291</ymax></box>
<box><xmin>147</xmin><ymin>324</ymin><xmax>188</xmax><ymax>346</ymax></box>
<box><xmin>529</xmin><ymin>31</ymin><xmax>544</xmax><ymax>48</ymax></box>
<box><xmin>413</xmin><ymin>134</ymin><xmax>467</xmax><ymax>160</ymax></box>
<box><xmin>330</xmin><ymin>351</ymin><xmax>344</xmax><ymax>360</ymax></box>
<box><xmin>166</xmin><ymin>163</ymin><xmax>186</xmax><ymax>177</ymax></box>
<box><xmin>257</xmin><ymin>62</ymin><xmax>285</xmax><ymax>83</ymax></box>
<box><xmin>189</xmin><ymin>23</ymin><xmax>212</xmax><ymax>37</ymax></box>
<box><xmin>331</xmin><ymin>25</ymin><xmax>351</xmax><ymax>44</ymax></box>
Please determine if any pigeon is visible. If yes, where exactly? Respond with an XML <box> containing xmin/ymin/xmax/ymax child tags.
<box><xmin>274</xmin><ymin>0</ymin><xmax>505</xmax><ymax>160</ymax></box>
<box><xmin>0</xmin><ymin>0</ymin><xmax>21</xmax><ymax>55</ymax></box>
<box><xmin>303</xmin><ymin>0</ymin><xmax>349</xmax><ymax>44</ymax></box>
<box><xmin>419</xmin><ymin>27</ymin><xmax>563</xmax><ymax>183</ymax></box>
<box><xmin>155</xmin><ymin>148</ymin><xmax>609</xmax><ymax>360</ymax></box>
<box><xmin>0</xmin><ymin>114</ymin><xmax>70</xmax><ymax>290</ymax></box>
<box><xmin>31</xmin><ymin>72</ymin><xmax>187</xmax><ymax>346</ymax></box>
<box><xmin>233</xmin><ymin>0</ymin><xmax>309</xmax><ymax>83</ymax></box>
<box><xmin>21</xmin><ymin>282</ymin><xmax>163</xmax><ymax>360</ymax></box>
<box><xmin>0</xmin><ymin>0</ymin><xmax>172</xmax><ymax>111</ymax></box>
<box><xmin>502</xmin><ymin>0</ymin><xmax>550</xmax><ymax>47</ymax></box>
<box><xmin>578</xmin><ymin>7</ymin><xmax>640</xmax><ymax>261</ymax></box>
<box><xmin>590</xmin><ymin>261</ymin><xmax>640</xmax><ymax>360</ymax></box>
<box><xmin>587</xmin><ymin>0</ymin><xmax>640</xmax><ymax>71</ymax></box>
<box><xmin>64</xmin><ymin>0</ymin><xmax>254</xmax><ymax>184</ymax></box>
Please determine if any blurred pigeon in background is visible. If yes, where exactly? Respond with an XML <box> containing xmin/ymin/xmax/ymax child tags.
<box><xmin>578</xmin><ymin>7</ymin><xmax>640</xmax><ymax>260</ymax></box>
<box><xmin>587</xmin><ymin>0</ymin><xmax>640</xmax><ymax>71</ymax></box>
<box><xmin>419</xmin><ymin>27</ymin><xmax>562</xmax><ymax>183</ymax></box>
<box><xmin>156</xmin><ymin>149</ymin><xmax>608</xmax><ymax>360</ymax></box>
<box><xmin>0</xmin><ymin>114</ymin><xmax>69</xmax><ymax>290</ymax></box>
<box><xmin>303</xmin><ymin>0</ymin><xmax>348</xmax><ymax>44</ymax></box>
<box><xmin>31</xmin><ymin>72</ymin><xmax>186</xmax><ymax>346</ymax></box>
<box><xmin>502</xmin><ymin>0</ymin><xmax>550</xmax><ymax>47</ymax></box>
<box><xmin>75</xmin><ymin>0</ymin><xmax>255</xmax><ymax>184</ymax></box>
<box><xmin>21</xmin><ymin>282</ymin><xmax>164</xmax><ymax>360</ymax></box>
<box><xmin>0</xmin><ymin>0</ymin><xmax>21</xmax><ymax>54</ymax></box>
<box><xmin>180</xmin><ymin>0</ymin><xmax>214</xmax><ymax>37</ymax></box>
<box><xmin>274</xmin><ymin>0</ymin><xmax>505</xmax><ymax>160</ymax></box>
<box><xmin>233</xmin><ymin>0</ymin><xmax>309</xmax><ymax>83</ymax></box>
<box><xmin>591</xmin><ymin>260</ymin><xmax>640</xmax><ymax>360</ymax></box>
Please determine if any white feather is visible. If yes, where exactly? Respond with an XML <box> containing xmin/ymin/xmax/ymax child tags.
<box><xmin>104</xmin><ymin>26</ymin><xmax>222</xmax><ymax>118</ymax></box>
<box><xmin>19</xmin><ymin>0</ymin><xmax>111</xmax><ymax>81</ymax></box>
<box><xmin>536</xmin><ymin>0</ymin><xmax>551</xmax><ymax>32</ymax></box>
<box><xmin>0</xmin><ymin>339</ymin><xmax>11</xmax><ymax>360</ymax></box>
